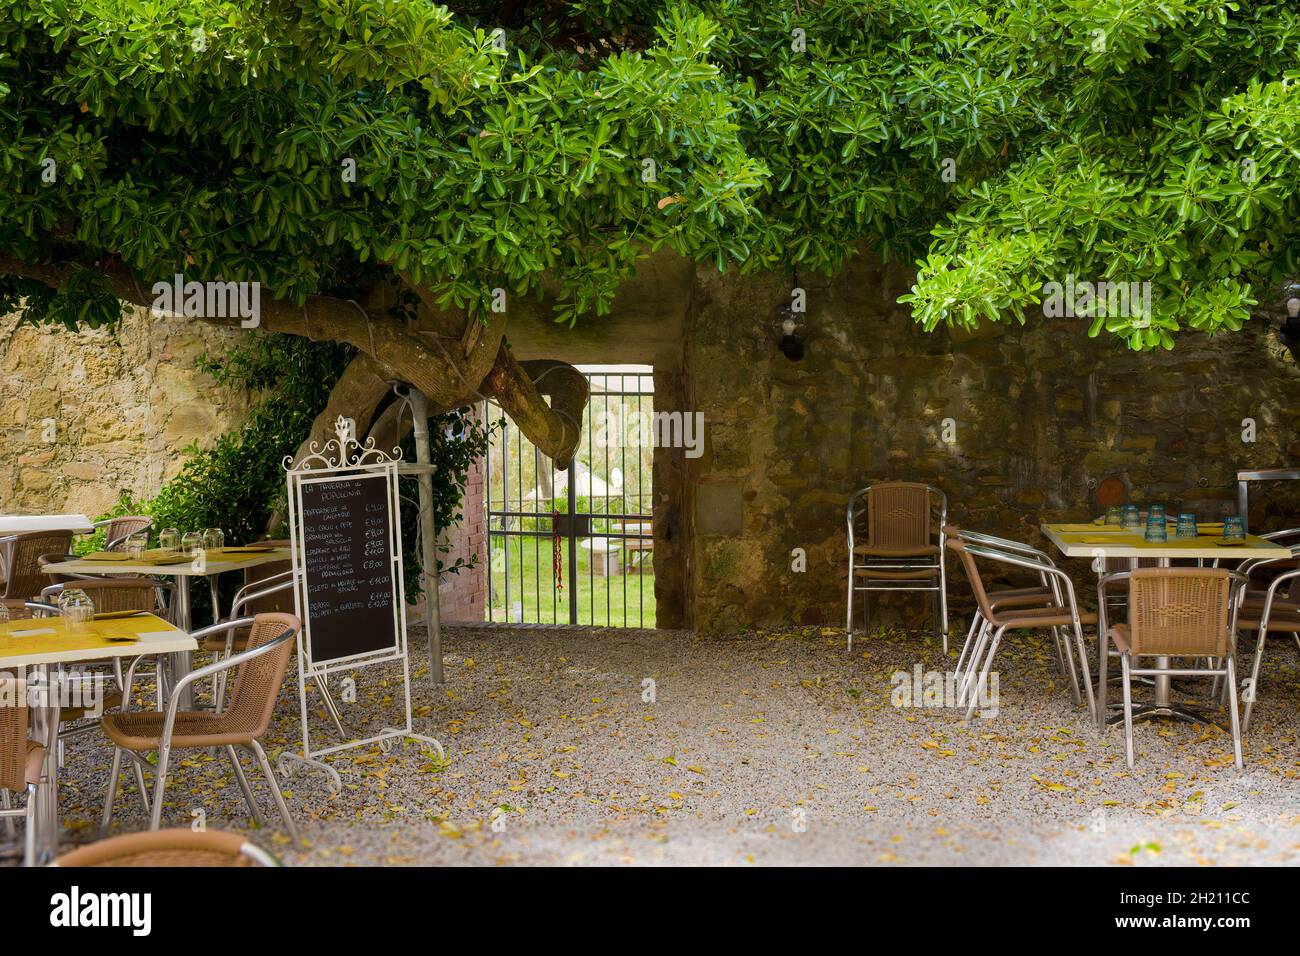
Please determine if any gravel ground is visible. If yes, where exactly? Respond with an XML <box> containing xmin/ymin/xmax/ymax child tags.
<box><xmin>23</xmin><ymin>622</ymin><xmax>1300</xmax><ymax>866</ymax></box>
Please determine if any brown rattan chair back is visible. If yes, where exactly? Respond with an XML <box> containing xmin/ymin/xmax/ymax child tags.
<box><xmin>1127</xmin><ymin>568</ymin><xmax>1232</xmax><ymax>657</ymax></box>
<box><xmin>55</xmin><ymin>828</ymin><xmax>276</xmax><ymax>867</ymax></box>
<box><xmin>2</xmin><ymin>532</ymin><xmax>72</xmax><ymax>600</ymax></box>
<box><xmin>43</xmin><ymin>578</ymin><xmax>171</xmax><ymax>616</ymax></box>
<box><xmin>222</xmin><ymin>612</ymin><xmax>299</xmax><ymax>735</ymax></box>
<box><xmin>102</xmin><ymin>517</ymin><xmax>151</xmax><ymax>551</ymax></box>
<box><xmin>865</xmin><ymin>482</ymin><xmax>933</xmax><ymax>549</ymax></box>
<box><xmin>1</xmin><ymin>599</ymin><xmax>36</xmax><ymax>621</ymax></box>
<box><xmin>0</xmin><ymin>677</ymin><xmax>28</xmax><ymax>793</ymax></box>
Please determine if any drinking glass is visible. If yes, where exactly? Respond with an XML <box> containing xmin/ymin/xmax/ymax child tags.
<box><xmin>203</xmin><ymin>528</ymin><xmax>225</xmax><ymax>551</ymax></box>
<box><xmin>1175</xmin><ymin>514</ymin><xmax>1198</xmax><ymax>538</ymax></box>
<box><xmin>1223</xmin><ymin>516</ymin><xmax>1246</xmax><ymax>542</ymax></box>
<box><xmin>1144</xmin><ymin>515</ymin><xmax>1168</xmax><ymax>544</ymax></box>
<box><xmin>159</xmin><ymin>527</ymin><xmax>180</xmax><ymax>552</ymax></box>
<box><xmin>1121</xmin><ymin>505</ymin><xmax>1142</xmax><ymax>531</ymax></box>
<box><xmin>1104</xmin><ymin>506</ymin><xmax>1123</xmax><ymax>526</ymax></box>
<box><xmin>181</xmin><ymin>531</ymin><xmax>203</xmax><ymax>556</ymax></box>
<box><xmin>126</xmin><ymin>532</ymin><xmax>148</xmax><ymax>560</ymax></box>
<box><xmin>1148</xmin><ymin>504</ymin><xmax>1166</xmax><ymax>522</ymax></box>
<box><xmin>0</xmin><ymin>602</ymin><xmax>9</xmax><ymax>625</ymax></box>
<box><xmin>58</xmin><ymin>587</ymin><xmax>95</xmax><ymax>628</ymax></box>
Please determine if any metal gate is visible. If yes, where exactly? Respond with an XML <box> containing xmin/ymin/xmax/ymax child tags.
<box><xmin>484</xmin><ymin>365</ymin><xmax>655</xmax><ymax>627</ymax></box>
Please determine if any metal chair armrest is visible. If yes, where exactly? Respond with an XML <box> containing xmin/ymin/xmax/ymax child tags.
<box><xmin>1254</xmin><ymin>567</ymin><xmax>1300</xmax><ymax>631</ymax></box>
<box><xmin>229</xmin><ymin>574</ymin><xmax>295</xmax><ymax>618</ymax></box>
<box><xmin>964</xmin><ymin>543</ymin><xmax>1081</xmax><ymax>609</ymax></box>
<box><xmin>161</xmin><ymin>625</ymin><xmax>295</xmax><ymax>744</ymax></box>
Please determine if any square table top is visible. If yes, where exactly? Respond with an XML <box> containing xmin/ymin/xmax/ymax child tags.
<box><xmin>0</xmin><ymin>612</ymin><xmax>194</xmax><ymax>668</ymax></box>
<box><xmin>1040</xmin><ymin>523</ymin><xmax>1292</xmax><ymax>561</ymax></box>
<box><xmin>42</xmin><ymin>546</ymin><xmax>293</xmax><ymax>579</ymax></box>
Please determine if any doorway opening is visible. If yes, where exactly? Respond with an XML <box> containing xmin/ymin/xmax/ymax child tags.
<box><xmin>483</xmin><ymin>365</ymin><xmax>655</xmax><ymax>627</ymax></box>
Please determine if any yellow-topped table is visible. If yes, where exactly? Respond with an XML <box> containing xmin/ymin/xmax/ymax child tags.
<box><xmin>1041</xmin><ymin>523</ymin><xmax>1290</xmax><ymax>730</ymax></box>
<box><xmin>0</xmin><ymin>612</ymin><xmax>193</xmax><ymax>669</ymax></box>
<box><xmin>41</xmin><ymin>547</ymin><xmax>291</xmax><ymax>709</ymax></box>
<box><xmin>1040</xmin><ymin>525</ymin><xmax>1289</xmax><ymax>562</ymax></box>
<box><xmin>0</xmin><ymin>612</ymin><xmax>193</xmax><ymax>865</ymax></box>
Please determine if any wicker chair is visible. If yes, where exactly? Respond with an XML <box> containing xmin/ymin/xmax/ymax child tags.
<box><xmin>947</xmin><ymin>536</ymin><xmax>1097</xmax><ymax>720</ymax></box>
<box><xmin>100</xmin><ymin>612</ymin><xmax>301</xmax><ymax>840</ymax></box>
<box><xmin>1232</xmin><ymin>563</ymin><xmax>1300</xmax><ymax>732</ymax></box>
<box><xmin>207</xmin><ymin>564</ymin><xmax>294</xmax><ymax>712</ymax></box>
<box><xmin>1</xmin><ymin>599</ymin><xmax>36</xmax><ymax>621</ymax></box>
<box><xmin>0</xmin><ymin>678</ymin><xmax>49</xmax><ymax>867</ymax></box>
<box><xmin>94</xmin><ymin>516</ymin><xmax>152</xmax><ymax>552</ymax></box>
<box><xmin>204</xmin><ymin>541</ymin><xmax>293</xmax><ymax>658</ymax></box>
<box><xmin>204</xmin><ymin>570</ymin><xmax>346</xmax><ymax>736</ymax></box>
<box><xmin>1098</xmin><ymin>568</ymin><xmax>1246</xmax><ymax>769</ymax></box>
<box><xmin>0</xmin><ymin>531</ymin><xmax>72</xmax><ymax>600</ymax></box>
<box><xmin>945</xmin><ymin>526</ymin><xmax>1087</xmax><ymax>707</ymax></box>
<box><xmin>54</xmin><ymin>828</ymin><xmax>280</xmax><ymax>867</ymax></box>
<box><xmin>846</xmin><ymin>482</ymin><xmax>948</xmax><ymax>650</ymax></box>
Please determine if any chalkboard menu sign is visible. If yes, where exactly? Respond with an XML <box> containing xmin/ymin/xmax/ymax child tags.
<box><xmin>298</xmin><ymin>472</ymin><xmax>398</xmax><ymax>664</ymax></box>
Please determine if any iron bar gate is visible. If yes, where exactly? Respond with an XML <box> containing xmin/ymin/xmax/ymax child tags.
<box><xmin>483</xmin><ymin>365</ymin><xmax>655</xmax><ymax>627</ymax></box>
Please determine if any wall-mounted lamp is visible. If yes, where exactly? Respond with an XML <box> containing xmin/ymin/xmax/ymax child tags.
<box><xmin>776</xmin><ymin>303</ymin><xmax>805</xmax><ymax>361</ymax></box>
<box><xmin>1281</xmin><ymin>291</ymin><xmax>1300</xmax><ymax>358</ymax></box>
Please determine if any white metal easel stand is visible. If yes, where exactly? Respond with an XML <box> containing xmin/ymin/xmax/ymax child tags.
<box><xmin>277</xmin><ymin>416</ymin><xmax>445</xmax><ymax>794</ymax></box>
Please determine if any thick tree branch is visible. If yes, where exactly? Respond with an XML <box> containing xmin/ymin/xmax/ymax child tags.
<box><xmin>481</xmin><ymin>349</ymin><xmax>588</xmax><ymax>468</ymax></box>
<box><xmin>2</xmin><ymin>254</ymin><xmax>591</xmax><ymax>468</ymax></box>
<box><xmin>0</xmin><ymin>256</ymin><xmax>470</xmax><ymax>410</ymax></box>
<box><xmin>291</xmin><ymin>352</ymin><xmax>395</xmax><ymax>466</ymax></box>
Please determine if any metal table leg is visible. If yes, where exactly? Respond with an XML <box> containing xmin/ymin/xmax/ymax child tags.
<box><xmin>171</xmin><ymin>576</ymin><xmax>194</xmax><ymax>710</ymax></box>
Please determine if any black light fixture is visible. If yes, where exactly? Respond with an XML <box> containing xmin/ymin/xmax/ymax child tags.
<box><xmin>1281</xmin><ymin>282</ymin><xmax>1300</xmax><ymax>357</ymax></box>
<box><xmin>776</xmin><ymin>303</ymin><xmax>805</xmax><ymax>361</ymax></box>
<box><xmin>776</xmin><ymin>272</ymin><xmax>806</xmax><ymax>361</ymax></box>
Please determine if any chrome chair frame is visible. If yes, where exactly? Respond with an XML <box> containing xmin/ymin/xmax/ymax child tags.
<box><xmin>92</xmin><ymin>516</ymin><xmax>154</xmax><ymax>553</ymax></box>
<box><xmin>949</xmin><ymin>529</ymin><xmax>1084</xmax><ymax>706</ymax></box>
<box><xmin>1238</xmin><ymin>563</ymin><xmax>1300</xmax><ymax>731</ymax></box>
<box><xmin>0</xmin><ymin>678</ymin><xmax>60</xmax><ymax>867</ymax></box>
<box><xmin>101</xmin><ymin>617</ymin><xmax>299</xmax><ymax>841</ymax></box>
<box><xmin>1097</xmin><ymin>570</ymin><xmax>1247</xmax><ymax>769</ymax></box>
<box><xmin>846</xmin><ymin>483</ymin><xmax>948</xmax><ymax>651</ymax></box>
<box><xmin>955</xmin><ymin>542</ymin><xmax>1096</xmax><ymax>721</ymax></box>
<box><xmin>211</xmin><ymin>571</ymin><xmax>294</xmax><ymax>711</ymax></box>
<box><xmin>203</xmin><ymin>573</ymin><xmax>345</xmax><ymax>737</ymax></box>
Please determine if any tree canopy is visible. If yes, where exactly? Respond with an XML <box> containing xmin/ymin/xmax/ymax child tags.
<box><xmin>2</xmin><ymin>0</ymin><xmax>1298</xmax><ymax>370</ymax></box>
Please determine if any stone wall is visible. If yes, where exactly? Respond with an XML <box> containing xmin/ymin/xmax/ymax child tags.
<box><xmin>9</xmin><ymin>253</ymin><xmax>1300</xmax><ymax>637</ymax></box>
<box><xmin>0</xmin><ymin>307</ymin><xmax>252</xmax><ymax>517</ymax></box>
<box><xmin>683</xmin><ymin>254</ymin><xmax>1300</xmax><ymax>634</ymax></box>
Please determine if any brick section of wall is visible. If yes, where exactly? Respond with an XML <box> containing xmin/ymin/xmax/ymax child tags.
<box><xmin>437</xmin><ymin>426</ymin><xmax>487</xmax><ymax>623</ymax></box>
